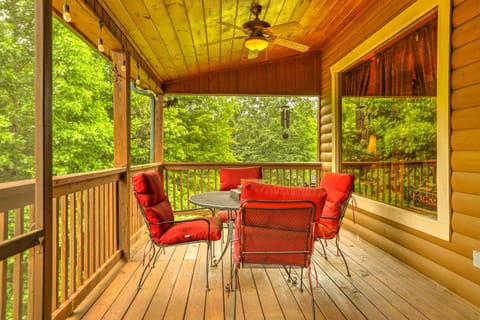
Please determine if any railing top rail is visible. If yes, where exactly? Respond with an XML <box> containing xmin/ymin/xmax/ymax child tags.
<box><xmin>161</xmin><ymin>162</ymin><xmax>323</xmax><ymax>170</ymax></box>
<box><xmin>343</xmin><ymin>160</ymin><xmax>436</xmax><ymax>166</ymax></box>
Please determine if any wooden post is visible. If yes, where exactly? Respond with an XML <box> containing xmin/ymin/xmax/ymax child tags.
<box><xmin>112</xmin><ymin>50</ymin><xmax>131</xmax><ymax>260</ymax></box>
<box><xmin>34</xmin><ymin>0</ymin><xmax>53</xmax><ymax>318</ymax></box>
<box><xmin>154</xmin><ymin>95</ymin><xmax>164</xmax><ymax>163</ymax></box>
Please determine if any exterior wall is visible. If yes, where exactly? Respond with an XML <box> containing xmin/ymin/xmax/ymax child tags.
<box><xmin>163</xmin><ymin>52</ymin><xmax>321</xmax><ymax>95</ymax></box>
<box><xmin>320</xmin><ymin>0</ymin><xmax>480</xmax><ymax>307</ymax></box>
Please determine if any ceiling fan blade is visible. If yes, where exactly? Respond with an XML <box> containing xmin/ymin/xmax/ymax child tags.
<box><xmin>269</xmin><ymin>22</ymin><xmax>304</xmax><ymax>35</ymax></box>
<box><xmin>273</xmin><ymin>37</ymin><xmax>310</xmax><ymax>52</ymax></box>
<box><xmin>220</xmin><ymin>22</ymin><xmax>249</xmax><ymax>34</ymax></box>
<box><xmin>247</xmin><ymin>49</ymin><xmax>260</xmax><ymax>59</ymax></box>
<box><xmin>202</xmin><ymin>35</ymin><xmax>246</xmax><ymax>46</ymax></box>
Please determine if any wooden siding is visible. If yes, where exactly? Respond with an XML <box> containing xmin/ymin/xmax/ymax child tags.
<box><xmin>317</xmin><ymin>0</ymin><xmax>480</xmax><ymax>308</ymax></box>
<box><xmin>163</xmin><ymin>52</ymin><xmax>321</xmax><ymax>95</ymax></box>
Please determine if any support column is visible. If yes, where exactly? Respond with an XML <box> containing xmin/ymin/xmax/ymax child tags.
<box><xmin>112</xmin><ymin>50</ymin><xmax>131</xmax><ymax>260</ymax></box>
<box><xmin>34</xmin><ymin>0</ymin><xmax>53</xmax><ymax>318</ymax></box>
<box><xmin>154</xmin><ymin>95</ymin><xmax>164</xmax><ymax>163</ymax></box>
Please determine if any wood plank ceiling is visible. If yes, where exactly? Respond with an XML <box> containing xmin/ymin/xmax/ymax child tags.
<box><xmin>53</xmin><ymin>0</ymin><xmax>375</xmax><ymax>92</ymax></box>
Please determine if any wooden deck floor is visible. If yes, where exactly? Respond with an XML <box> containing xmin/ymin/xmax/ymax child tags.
<box><xmin>68</xmin><ymin>230</ymin><xmax>480</xmax><ymax>320</ymax></box>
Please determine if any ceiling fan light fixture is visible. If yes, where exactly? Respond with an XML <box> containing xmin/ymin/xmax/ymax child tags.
<box><xmin>244</xmin><ymin>36</ymin><xmax>268</xmax><ymax>52</ymax></box>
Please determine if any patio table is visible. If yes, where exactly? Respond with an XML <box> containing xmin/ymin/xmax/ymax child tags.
<box><xmin>189</xmin><ymin>191</ymin><xmax>239</xmax><ymax>269</ymax></box>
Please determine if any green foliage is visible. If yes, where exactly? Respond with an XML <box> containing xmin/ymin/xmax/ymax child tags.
<box><xmin>52</xmin><ymin>19</ymin><xmax>114</xmax><ymax>175</ymax></box>
<box><xmin>232</xmin><ymin>97</ymin><xmax>317</xmax><ymax>162</ymax></box>
<box><xmin>0</xmin><ymin>0</ymin><xmax>35</xmax><ymax>182</ymax></box>
<box><xmin>342</xmin><ymin>97</ymin><xmax>436</xmax><ymax>161</ymax></box>
<box><xmin>163</xmin><ymin>96</ymin><xmax>317</xmax><ymax>163</ymax></box>
<box><xmin>164</xmin><ymin>96</ymin><xmax>239</xmax><ymax>162</ymax></box>
<box><xmin>130</xmin><ymin>92</ymin><xmax>152</xmax><ymax>165</ymax></box>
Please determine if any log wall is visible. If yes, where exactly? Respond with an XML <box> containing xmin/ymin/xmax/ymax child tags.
<box><xmin>163</xmin><ymin>52</ymin><xmax>321</xmax><ymax>95</ymax></box>
<box><xmin>319</xmin><ymin>0</ymin><xmax>480</xmax><ymax>307</ymax></box>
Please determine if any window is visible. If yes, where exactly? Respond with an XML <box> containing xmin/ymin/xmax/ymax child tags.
<box><xmin>330</xmin><ymin>0</ymin><xmax>450</xmax><ymax>240</ymax></box>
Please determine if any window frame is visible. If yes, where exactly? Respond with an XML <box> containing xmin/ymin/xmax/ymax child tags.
<box><xmin>330</xmin><ymin>0</ymin><xmax>451</xmax><ymax>240</ymax></box>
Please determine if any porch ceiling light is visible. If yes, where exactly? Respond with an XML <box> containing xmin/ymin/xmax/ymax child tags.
<box><xmin>97</xmin><ymin>21</ymin><xmax>105</xmax><ymax>52</ymax></box>
<box><xmin>62</xmin><ymin>1</ymin><xmax>72</xmax><ymax>23</ymax></box>
<box><xmin>244</xmin><ymin>36</ymin><xmax>268</xmax><ymax>52</ymax></box>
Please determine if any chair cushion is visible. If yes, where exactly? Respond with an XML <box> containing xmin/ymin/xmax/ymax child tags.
<box><xmin>145</xmin><ymin>199</ymin><xmax>175</xmax><ymax>239</ymax></box>
<box><xmin>133</xmin><ymin>171</ymin><xmax>167</xmax><ymax>207</ymax></box>
<box><xmin>217</xmin><ymin>209</ymin><xmax>237</xmax><ymax>223</ymax></box>
<box><xmin>219</xmin><ymin>166</ymin><xmax>262</xmax><ymax>191</ymax></box>
<box><xmin>240</xmin><ymin>181</ymin><xmax>327</xmax><ymax>221</ymax></box>
<box><xmin>315</xmin><ymin>172</ymin><xmax>355</xmax><ymax>238</ymax></box>
<box><xmin>157</xmin><ymin>217</ymin><xmax>222</xmax><ymax>245</ymax></box>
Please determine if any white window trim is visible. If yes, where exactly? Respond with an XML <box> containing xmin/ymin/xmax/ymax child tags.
<box><xmin>330</xmin><ymin>0</ymin><xmax>451</xmax><ymax>241</ymax></box>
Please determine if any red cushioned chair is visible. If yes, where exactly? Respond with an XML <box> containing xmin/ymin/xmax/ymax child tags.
<box><xmin>230</xmin><ymin>181</ymin><xmax>327</xmax><ymax>319</ymax></box>
<box><xmin>314</xmin><ymin>172</ymin><xmax>355</xmax><ymax>276</ymax></box>
<box><xmin>132</xmin><ymin>171</ymin><xmax>222</xmax><ymax>290</ymax></box>
<box><xmin>232</xmin><ymin>199</ymin><xmax>322</xmax><ymax>319</ymax></box>
<box><xmin>216</xmin><ymin>166</ymin><xmax>262</xmax><ymax>223</ymax></box>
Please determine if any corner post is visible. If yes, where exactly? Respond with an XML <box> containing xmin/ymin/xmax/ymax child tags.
<box><xmin>112</xmin><ymin>50</ymin><xmax>131</xmax><ymax>260</ymax></box>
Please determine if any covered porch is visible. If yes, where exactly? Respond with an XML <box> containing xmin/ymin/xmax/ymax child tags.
<box><xmin>1</xmin><ymin>0</ymin><xmax>480</xmax><ymax>319</ymax></box>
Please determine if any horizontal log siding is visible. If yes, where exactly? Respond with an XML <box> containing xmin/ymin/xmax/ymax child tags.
<box><xmin>320</xmin><ymin>0</ymin><xmax>480</xmax><ymax>308</ymax></box>
<box><xmin>162</xmin><ymin>52</ymin><xmax>322</xmax><ymax>95</ymax></box>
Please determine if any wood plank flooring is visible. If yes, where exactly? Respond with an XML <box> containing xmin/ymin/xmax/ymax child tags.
<box><xmin>68</xmin><ymin>230</ymin><xmax>480</xmax><ymax>319</ymax></box>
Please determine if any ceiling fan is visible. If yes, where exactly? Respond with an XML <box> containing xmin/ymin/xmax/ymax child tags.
<box><xmin>222</xmin><ymin>2</ymin><xmax>310</xmax><ymax>59</ymax></box>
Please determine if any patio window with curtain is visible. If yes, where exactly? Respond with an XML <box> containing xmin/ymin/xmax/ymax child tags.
<box><xmin>340</xmin><ymin>12</ymin><xmax>438</xmax><ymax>215</ymax></box>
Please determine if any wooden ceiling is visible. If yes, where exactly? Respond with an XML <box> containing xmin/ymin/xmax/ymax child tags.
<box><xmin>52</xmin><ymin>0</ymin><xmax>375</xmax><ymax>93</ymax></box>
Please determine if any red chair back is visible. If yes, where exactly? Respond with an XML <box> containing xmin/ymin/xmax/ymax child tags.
<box><xmin>132</xmin><ymin>171</ymin><xmax>174</xmax><ymax>240</ymax></box>
<box><xmin>315</xmin><ymin>172</ymin><xmax>355</xmax><ymax>238</ymax></box>
<box><xmin>234</xmin><ymin>200</ymin><xmax>316</xmax><ymax>267</ymax></box>
<box><xmin>219</xmin><ymin>166</ymin><xmax>262</xmax><ymax>190</ymax></box>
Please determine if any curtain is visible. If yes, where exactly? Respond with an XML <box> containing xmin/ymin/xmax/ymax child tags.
<box><xmin>375</xmin><ymin>17</ymin><xmax>437</xmax><ymax>97</ymax></box>
<box><xmin>342</xmin><ymin>60</ymin><xmax>371</xmax><ymax>96</ymax></box>
<box><xmin>413</xmin><ymin>19</ymin><xmax>437</xmax><ymax>96</ymax></box>
<box><xmin>342</xmin><ymin>15</ymin><xmax>437</xmax><ymax>97</ymax></box>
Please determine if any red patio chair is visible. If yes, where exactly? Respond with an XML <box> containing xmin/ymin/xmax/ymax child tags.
<box><xmin>216</xmin><ymin>166</ymin><xmax>262</xmax><ymax>223</ymax></box>
<box><xmin>231</xmin><ymin>199</ymin><xmax>321</xmax><ymax>319</ymax></box>
<box><xmin>132</xmin><ymin>171</ymin><xmax>222</xmax><ymax>289</ymax></box>
<box><xmin>314</xmin><ymin>172</ymin><xmax>355</xmax><ymax>276</ymax></box>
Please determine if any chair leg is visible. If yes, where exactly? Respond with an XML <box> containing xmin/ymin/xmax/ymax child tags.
<box><xmin>206</xmin><ymin>240</ymin><xmax>211</xmax><ymax>290</ymax></box>
<box><xmin>317</xmin><ymin>238</ymin><xmax>328</xmax><ymax>260</ymax></box>
<box><xmin>138</xmin><ymin>243</ymin><xmax>160</xmax><ymax>289</ymax></box>
<box><xmin>232</xmin><ymin>264</ymin><xmax>239</xmax><ymax>320</ymax></box>
<box><xmin>335</xmin><ymin>236</ymin><xmax>351</xmax><ymax>277</ymax></box>
<box><xmin>307</xmin><ymin>264</ymin><xmax>316</xmax><ymax>319</ymax></box>
<box><xmin>283</xmin><ymin>266</ymin><xmax>298</xmax><ymax>286</ymax></box>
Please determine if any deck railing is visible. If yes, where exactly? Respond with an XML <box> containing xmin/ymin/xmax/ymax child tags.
<box><xmin>0</xmin><ymin>169</ymin><xmax>127</xmax><ymax>320</ymax></box>
<box><xmin>342</xmin><ymin>160</ymin><xmax>437</xmax><ymax>212</ymax></box>
<box><xmin>160</xmin><ymin>162</ymin><xmax>323</xmax><ymax>211</ymax></box>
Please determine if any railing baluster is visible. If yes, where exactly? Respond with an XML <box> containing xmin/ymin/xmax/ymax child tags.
<box><xmin>76</xmin><ymin>191</ymin><xmax>83</xmax><ymax>287</ymax></box>
<box><xmin>0</xmin><ymin>211</ymin><xmax>6</xmax><ymax>320</ymax></box>
<box><xmin>69</xmin><ymin>193</ymin><xmax>76</xmax><ymax>295</ymax></box>
<box><xmin>13</xmin><ymin>208</ymin><xmax>23</xmax><ymax>319</ymax></box>
<box><xmin>61</xmin><ymin>195</ymin><xmax>68</xmax><ymax>303</ymax></box>
<box><xmin>52</xmin><ymin>199</ymin><xmax>58</xmax><ymax>309</ymax></box>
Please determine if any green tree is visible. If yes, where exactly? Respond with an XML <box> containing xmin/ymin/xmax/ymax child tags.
<box><xmin>0</xmin><ymin>0</ymin><xmax>35</xmax><ymax>182</ymax></box>
<box><xmin>342</xmin><ymin>97</ymin><xmax>436</xmax><ymax>161</ymax></box>
<box><xmin>164</xmin><ymin>96</ymin><xmax>238</xmax><ymax>162</ymax></box>
<box><xmin>52</xmin><ymin>18</ymin><xmax>114</xmax><ymax>175</ymax></box>
<box><xmin>130</xmin><ymin>91</ymin><xmax>152</xmax><ymax>165</ymax></box>
<box><xmin>233</xmin><ymin>97</ymin><xmax>317</xmax><ymax>162</ymax></box>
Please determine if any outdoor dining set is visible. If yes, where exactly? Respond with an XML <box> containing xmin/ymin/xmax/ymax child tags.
<box><xmin>132</xmin><ymin>167</ymin><xmax>354</xmax><ymax>319</ymax></box>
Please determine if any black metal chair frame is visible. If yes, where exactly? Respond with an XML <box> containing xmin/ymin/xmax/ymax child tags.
<box><xmin>135</xmin><ymin>198</ymin><xmax>216</xmax><ymax>291</ymax></box>
<box><xmin>232</xmin><ymin>199</ymin><xmax>317</xmax><ymax>319</ymax></box>
<box><xmin>316</xmin><ymin>188</ymin><xmax>354</xmax><ymax>277</ymax></box>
